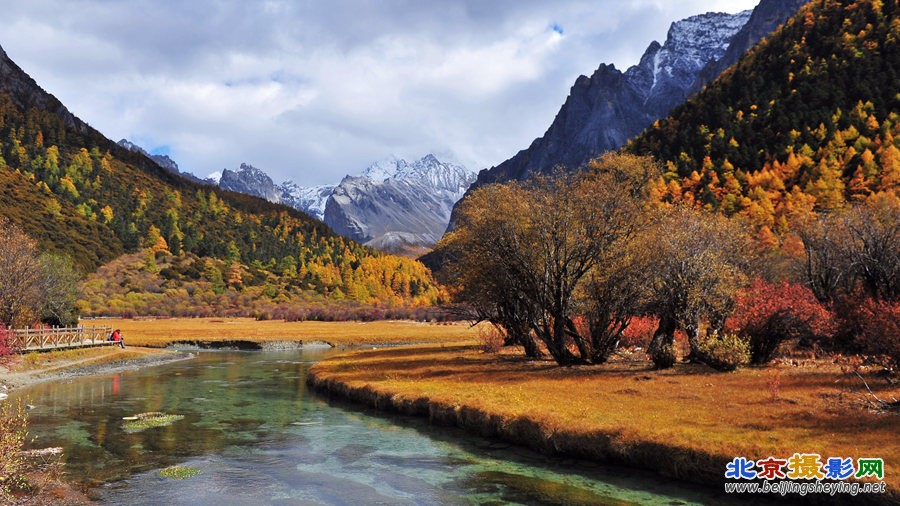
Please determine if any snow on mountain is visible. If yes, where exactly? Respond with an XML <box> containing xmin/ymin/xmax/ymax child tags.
<box><xmin>456</xmin><ymin>6</ymin><xmax>768</xmax><ymax>208</ymax></box>
<box><xmin>319</xmin><ymin>155</ymin><xmax>476</xmax><ymax>252</ymax></box>
<box><xmin>645</xmin><ymin>10</ymin><xmax>752</xmax><ymax>92</ymax></box>
<box><xmin>280</xmin><ymin>181</ymin><xmax>334</xmax><ymax>221</ymax></box>
<box><xmin>361</xmin><ymin>155</ymin><xmax>402</xmax><ymax>182</ymax></box>
<box><xmin>392</xmin><ymin>154</ymin><xmax>473</xmax><ymax>196</ymax></box>
<box><xmin>117</xmin><ymin>138</ymin><xmax>143</xmax><ymax>153</ymax></box>
<box><xmin>362</xmin><ymin>154</ymin><xmax>473</xmax><ymax>195</ymax></box>
<box><xmin>207</xmin><ymin>154</ymin><xmax>475</xmax><ymax>253</ymax></box>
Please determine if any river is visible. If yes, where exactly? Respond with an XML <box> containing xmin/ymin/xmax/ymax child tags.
<box><xmin>14</xmin><ymin>349</ymin><xmax>737</xmax><ymax>505</ymax></box>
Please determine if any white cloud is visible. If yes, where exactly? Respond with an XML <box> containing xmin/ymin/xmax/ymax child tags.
<box><xmin>1</xmin><ymin>0</ymin><xmax>759</xmax><ymax>185</ymax></box>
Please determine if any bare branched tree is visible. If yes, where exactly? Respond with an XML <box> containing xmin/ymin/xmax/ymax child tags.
<box><xmin>795</xmin><ymin>191</ymin><xmax>899</xmax><ymax>303</ymax></box>
<box><xmin>843</xmin><ymin>192</ymin><xmax>900</xmax><ymax>302</ymax></box>
<box><xmin>0</xmin><ymin>218</ymin><xmax>81</xmax><ymax>328</ymax></box>
<box><xmin>0</xmin><ymin>218</ymin><xmax>44</xmax><ymax>328</ymax></box>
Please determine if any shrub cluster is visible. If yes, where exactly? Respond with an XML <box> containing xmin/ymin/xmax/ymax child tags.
<box><xmin>727</xmin><ymin>280</ymin><xmax>835</xmax><ymax>364</ymax></box>
<box><xmin>699</xmin><ymin>333</ymin><xmax>751</xmax><ymax>372</ymax></box>
<box><xmin>834</xmin><ymin>297</ymin><xmax>900</xmax><ymax>370</ymax></box>
<box><xmin>0</xmin><ymin>400</ymin><xmax>29</xmax><ymax>501</ymax></box>
<box><xmin>478</xmin><ymin>326</ymin><xmax>506</xmax><ymax>354</ymax></box>
<box><xmin>0</xmin><ymin>327</ymin><xmax>20</xmax><ymax>370</ymax></box>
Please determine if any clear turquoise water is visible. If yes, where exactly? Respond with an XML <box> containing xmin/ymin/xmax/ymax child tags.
<box><xmin>14</xmin><ymin>350</ymin><xmax>735</xmax><ymax>505</ymax></box>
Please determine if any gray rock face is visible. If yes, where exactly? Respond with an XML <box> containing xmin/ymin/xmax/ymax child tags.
<box><xmin>323</xmin><ymin>155</ymin><xmax>475</xmax><ymax>252</ymax></box>
<box><xmin>279</xmin><ymin>181</ymin><xmax>334</xmax><ymax>221</ymax></box>
<box><xmin>458</xmin><ymin>0</ymin><xmax>806</xmax><ymax>214</ymax></box>
<box><xmin>117</xmin><ymin>139</ymin><xmax>181</xmax><ymax>175</ymax></box>
<box><xmin>0</xmin><ymin>43</ymin><xmax>88</xmax><ymax>134</ymax></box>
<box><xmin>689</xmin><ymin>0</ymin><xmax>810</xmax><ymax>96</ymax></box>
<box><xmin>208</xmin><ymin>155</ymin><xmax>474</xmax><ymax>252</ymax></box>
<box><xmin>466</xmin><ymin>9</ymin><xmax>751</xmax><ymax>190</ymax></box>
<box><xmin>218</xmin><ymin>163</ymin><xmax>282</xmax><ymax>203</ymax></box>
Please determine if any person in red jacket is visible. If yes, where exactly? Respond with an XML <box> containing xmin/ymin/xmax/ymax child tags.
<box><xmin>108</xmin><ymin>329</ymin><xmax>125</xmax><ymax>349</ymax></box>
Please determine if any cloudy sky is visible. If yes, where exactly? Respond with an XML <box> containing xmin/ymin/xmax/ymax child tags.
<box><xmin>2</xmin><ymin>0</ymin><xmax>758</xmax><ymax>185</ymax></box>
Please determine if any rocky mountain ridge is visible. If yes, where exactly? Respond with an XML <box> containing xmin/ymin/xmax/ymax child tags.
<box><xmin>203</xmin><ymin>155</ymin><xmax>474</xmax><ymax>254</ymax></box>
<box><xmin>218</xmin><ymin>163</ymin><xmax>283</xmax><ymax>203</ymax></box>
<box><xmin>117</xmin><ymin>139</ymin><xmax>181</xmax><ymax>176</ymax></box>
<box><xmin>457</xmin><ymin>0</ymin><xmax>807</xmax><ymax>205</ymax></box>
<box><xmin>688</xmin><ymin>0</ymin><xmax>810</xmax><ymax>96</ymax></box>
<box><xmin>279</xmin><ymin>181</ymin><xmax>334</xmax><ymax>221</ymax></box>
<box><xmin>0</xmin><ymin>43</ymin><xmax>87</xmax><ymax>134</ymax></box>
<box><xmin>322</xmin><ymin>155</ymin><xmax>475</xmax><ymax>254</ymax></box>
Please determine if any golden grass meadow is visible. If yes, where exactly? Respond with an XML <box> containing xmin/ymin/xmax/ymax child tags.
<box><xmin>309</xmin><ymin>344</ymin><xmax>900</xmax><ymax>499</ymax></box>
<box><xmin>85</xmin><ymin>317</ymin><xmax>481</xmax><ymax>348</ymax></box>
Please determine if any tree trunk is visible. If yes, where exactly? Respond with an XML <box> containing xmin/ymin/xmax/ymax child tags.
<box><xmin>648</xmin><ymin>315</ymin><xmax>677</xmax><ymax>369</ymax></box>
<box><xmin>708</xmin><ymin>314</ymin><xmax>726</xmax><ymax>337</ymax></box>
<box><xmin>648</xmin><ymin>315</ymin><xmax>675</xmax><ymax>354</ymax></box>
<box><xmin>684</xmin><ymin>322</ymin><xmax>702</xmax><ymax>363</ymax></box>
<box><xmin>539</xmin><ymin>317</ymin><xmax>578</xmax><ymax>366</ymax></box>
<box><xmin>510</xmin><ymin>326</ymin><xmax>543</xmax><ymax>359</ymax></box>
<box><xmin>565</xmin><ymin>318</ymin><xmax>590</xmax><ymax>362</ymax></box>
<box><xmin>520</xmin><ymin>333</ymin><xmax>543</xmax><ymax>359</ymax></box>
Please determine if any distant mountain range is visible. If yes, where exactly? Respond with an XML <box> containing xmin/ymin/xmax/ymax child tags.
<box><xmin>454</xmin><ymin>0</ymin><xmax>807</xmax><ymax>217</ymax></box>
<box><xmin>116</xmin><ymin>139</ymin><xmax>209</xmax><ymax>184</ymax></box>
<box><xmin>323</xmin><ymin>155</ymin><xmax>475</xmax><ymax>254</ymax></box>
<box><xmin>159</xmin><ymin>153</ymin><xmax>475</xmax><ymax>255</ymax></box>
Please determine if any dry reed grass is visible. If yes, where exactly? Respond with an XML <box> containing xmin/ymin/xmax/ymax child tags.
<box><xmin>84</xmin><ymin>318</ymin><xmax>480</xmax><ymax>348</ymax></box>
<box><xmin>310</xmin><ymin>345</ymin><xmax>899</xmax><ymax>500</ymax></box>
<box><xmin>11</xmin><ymin>347</ymin><xmax>169</xmax><ymax>373</ymax></box>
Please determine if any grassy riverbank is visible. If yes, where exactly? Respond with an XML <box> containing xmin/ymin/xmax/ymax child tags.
<box><xmin>85</xmin><ymin>317</ymin><xmax>479</xmax><ymax>348</ymax></box>
<box><xmin>1</xmin><ymin>346</ymin><xmax>186</xmax><ymax>392</ymax></box>
<box><xmin>308</xmin><ymin>345</ymin><xmax>899</xmax><ymax>503</ymax></box>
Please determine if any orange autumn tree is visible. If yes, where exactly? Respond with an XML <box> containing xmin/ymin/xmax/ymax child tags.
<box><xmin>441</xmin><ymin>153</ymin><xmax>657</xmax><ymax>365</ymax></box>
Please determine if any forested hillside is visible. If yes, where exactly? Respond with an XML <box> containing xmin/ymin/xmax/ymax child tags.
<box><xmin>439</xmin><ymin>0</ymin><xmax>899</xmax><ymax>372</ymax></box>
<box><xmin>0</xmin><ymin>46</ymin><xmax>444</xmax><ymax>315</ymax></box>
<box><xmin>628</xmin><ymin>0</ymin><xmax>899</xmax><ymax>239</ymax></box>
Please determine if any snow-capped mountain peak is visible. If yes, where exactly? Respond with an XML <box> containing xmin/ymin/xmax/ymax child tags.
<box><xmin>117</xmin><ymin>139</ymin><xmax>142</xmax><ymax>153</ymax></box>
<box><xmin>361</xmin><ymin>155</ymin><xmax>403</xmax><ymax>182</ymax></box>
<box><xmin>324</xmin><ymin>154</ymin><xmax>476</xmax><ymax>252</ymax></box>
<box><xmin>210</xmin><ymin>154</ymin><xmax>475</xmax><ymax>253</ymax></box>
<box><xmin>280</xmin><ymin>181</ymin><xmax>334</xmax><ymax>221</ymax></box>
<box><xmin>457</xmin><ymin>5</ymin><xmax>769</xmax><ymax>202</ymax></box>
<box><xmin>396</xmin><ymin>155</ymin><xmax>474</xmax><ymax>195</ymax></box>
<box><xmin>652</xmin><ymin>10</ymin><xmax>753</xmax><ymax>91</ymax></box>
<box><xmin>358</xmin><ymin>154</ymin><xmax>475</xmax><ymax>196</ymax></box>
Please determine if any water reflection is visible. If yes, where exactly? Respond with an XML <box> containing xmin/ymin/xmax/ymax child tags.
<box><xmin>15</xmin><ymin>350</ymin><xmax>742</xmax><ymax>505</ymax></box>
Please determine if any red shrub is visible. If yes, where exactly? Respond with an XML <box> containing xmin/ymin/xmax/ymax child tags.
<box><xmin>727</xmin><ymin>279</ymin><xmax>836</xmax><ymax>364</ymax></box>
<box><xmin>835</xmin><ymin>297</ymin><xmax>900</xmax><ymax>370</ymax></box>
<box><xmin>0</xmin><ymin>326</ymin><xmax>21</xmax><ymax>370</ymax></box>
<box><xmin>621</xmin><ymin>316</ymin><xmax>657</xmax><ymax>348</ymax></box>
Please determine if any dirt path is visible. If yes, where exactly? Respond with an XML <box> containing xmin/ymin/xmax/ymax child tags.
<box><xmin>0</xmin><ymin>347</ymin><xmax>192</xmax><ymax>392</ymax></box>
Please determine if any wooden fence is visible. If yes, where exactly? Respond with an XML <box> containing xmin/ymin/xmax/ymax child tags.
<box><xmin>11</xmin><ymin>326</ymin><xmax>117</xmax><ymax>352</ymax></box>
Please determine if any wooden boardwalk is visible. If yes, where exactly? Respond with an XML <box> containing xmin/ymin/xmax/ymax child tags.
<box><xmin>11</xmin><ymin>325</ymin><xmax>119</xmax><ymax>352</ymax></box>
